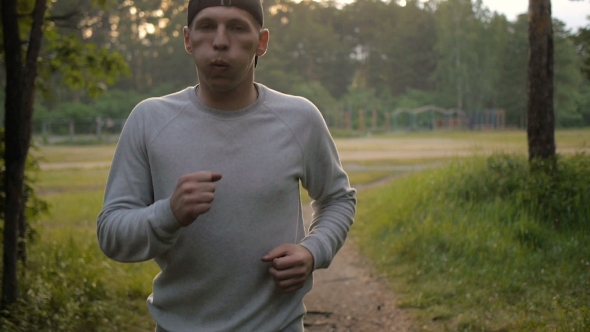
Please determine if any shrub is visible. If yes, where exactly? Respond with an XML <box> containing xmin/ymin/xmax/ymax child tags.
<box><xmin>436</xmin><ymin>153</ymin><xmax>590</xmax><ymax>230</ymax></box>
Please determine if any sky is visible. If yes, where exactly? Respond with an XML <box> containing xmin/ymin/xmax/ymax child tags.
<box><xmin>482</xmin><ymin>0</ymin><xmax>589</xmax><ymax>31</ymax></box>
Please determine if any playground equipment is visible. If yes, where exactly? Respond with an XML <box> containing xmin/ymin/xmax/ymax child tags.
<box><xmin>391</xmin><ymin>106</ymin><xmax>506</xmax><ymax>131</ymax></box>
<box><xmin>331</xmin><ymin>106</ymin><xmax>506</xmax><ymax>132</ymax></box>
<box><xmin>392</xmin><ymin>105</ymin><xmax>468</xmax><ymax>131</ymax></box>
<box><xmin>469</xmin><ymin>109</ymin><xmax>506</xmax><ymax>130</ymax></box>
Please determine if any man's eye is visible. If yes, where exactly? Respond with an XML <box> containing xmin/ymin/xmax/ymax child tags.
<box><xmin>197</xmin><ymin>24</ymin><xmax>215</xmax><ymax>30</ymax></box>
<box><xmin>230</xmin><ymin>25</ymin><xmax>245</xmax><ymax>31</ymax></box>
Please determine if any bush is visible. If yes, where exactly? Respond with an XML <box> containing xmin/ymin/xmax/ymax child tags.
<box><xmin>437</xmin><ymin>153</ymin><xmax>590</xmax><ymax>230</ymax></box>
<box><xmin>0</xmin><ymin>235</ymin><xmax>155</xmax><ymax>332</ymax></box>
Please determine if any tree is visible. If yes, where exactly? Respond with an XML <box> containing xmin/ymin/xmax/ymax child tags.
<box><xmin>257</xmin><ymin>0</ymin><xmax>352</xmax><ymax>98</ymax></box>
<box><xmin>499</xmin><ymin>14</ymin><xmax>529</xmax><ymax>126</ymax></box>
<box><xmin>433</xmin><ymin>0</ymin><xmax>509</xmax><ymax>113</ymax></box>
<box><xmin>527</xmin><ymin>0</ymin><xmax>556</xmax><ymax>161</ymax></box>
<box><xmin>433</xmin><ymin>0</ymin><xmax>479</xmax><ymax>111</ymax></box>
<box><xmin>1</xmin><ymin>0</ymin><xmax>48</xmax><ymax>308</ymax></box>
<box><xmin>553</xmin><ymin>20</ymin><xmax>584</xmax><ymax>127</ymax></box>
<box><xmin>101</xmin><ymin>0</ymin><xmax>195</xmax><ymax>92</ymax></box>
<box><xmin>0</xmin><ymin>0</ymin><xmax>128</xmax><ymax>308</ymax></box>
<box><xmin>571</xmin><ymin>18</ymin><xmax>590</xmax><ymax>81</ymax></box>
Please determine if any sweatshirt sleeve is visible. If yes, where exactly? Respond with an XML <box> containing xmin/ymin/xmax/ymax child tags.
<box><xmin>96</xmin><ymin>105</ymin><xmax>182</xmax><ymax>263</ymax></box>
<box><xmin>298</xmin><ymin>105</ymin><xmax>357</xmax><ymax>271</ymax></box>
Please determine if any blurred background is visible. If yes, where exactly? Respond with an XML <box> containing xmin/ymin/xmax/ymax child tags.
<box><xmin>0</xmin><ymin>0</ymin><xmax>588</xmax><ymax>142</ymax></box>
<box><xmin>1</xmin><ymin>0</ymin><xmax>590</xmax><ymax>331</ymax></box>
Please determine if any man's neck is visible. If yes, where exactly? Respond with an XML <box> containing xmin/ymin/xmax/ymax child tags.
<box><xmin>196</xmin><ymin>83</ymin><xmax>259</xmax><ymax>111</ymax></box>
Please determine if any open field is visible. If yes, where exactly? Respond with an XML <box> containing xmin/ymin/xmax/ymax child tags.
<box><xmin>337</xmin><ymin>129</ymin><xmax>590</xmax><ymax>161</ymax></box>
<box><xmin>34</xmin><ymin>130</ymin><xmax>590</xmax><ymax>171</ymax></box>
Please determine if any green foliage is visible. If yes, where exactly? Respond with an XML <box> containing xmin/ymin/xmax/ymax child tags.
<box><xmin>292</xmin><ymin>81</ymin><xmax>338</xmax><ymax>116</ymax></box>
<box><xmin>0</xmin><ymin>232</ymin><xmax>157</xmax><ymax>331</ymax></box>
<box><xmin>353</xmin><ymin>153</ymin><xmax>590</xmax><ymax>331</ymax></box>
<box><xmin>258</xmin><ymin>0</ymin><xmax>355</xmax><ymax>98</ymax></box>
<box><xmin>33</xmin><ymin>84</ymin><xmax>176</xmax><ymax>128</ymax></box>
<box><xmin>0</xmin><ymin>128</ymin><xmax>48</xmax><ymax>243</ymax></box>
<box><xmin>576</xmin><ymin>81</ymin><xmax>590</xmax><ymax>125</ymax></box>
<box><xmin>572</xmin><ymin>23</ymin><xmax>590</xmax><ymax>82</ymax></box>
<box><xmin>440</xmin><ymin>154</ymin><xmax>590</xmax><ymax>230</ymax></box>
<box><xmin>433</xmin><ymin>0</ymin><xmax>493</xmax><ymax>111</ymax></box>
<box><xmin>0</xmin><ymin>164</ymin><xmax>157</xmax><ymax>331</ymax></box>
<box><xmin>394</xmin><ymin>89</ymin><xmax>452</xmax><ymax>110</ymax></box>
<box><xmin>19</xmin><ymin>0</ymin><xmax>589</xmax><ymax>129</ymax></box>
<box><xmin>554</xmin><ymin>21</ymin><xmax>585</xmax><ymax>127</ymax></box>
<box><xmin>40</xmin><ymin>33</ymin><xmax>130</xmax><ymax>99</ymax></box>
<box><xmin>0</xmin><ymin>0</ymin><xmax>130</xmax><ymax>101</ymax></box>
<box><xmin>497</xmin><ymin>14</ymin><xmax>529</xmax><ymax>126</ymax></box>
<box><xmin>343</xmin><ymin>87</ymin><xmax>382</xmax><ymax>114</ymax></box>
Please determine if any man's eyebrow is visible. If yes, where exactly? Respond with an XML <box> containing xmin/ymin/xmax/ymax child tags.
<box><xmin>226</xmin><ymin>18</ymin><xmax>251</xmax><ymax>25</ymax></box>
<box><xmin>194</xmin><ymin>17</ymin><xmax>215</xmax><ymax>24</ymax></box>
<box><xmin>194</xmin><ymin>16</ymin><xmax>252</xmax><ymax>26</ymax></box>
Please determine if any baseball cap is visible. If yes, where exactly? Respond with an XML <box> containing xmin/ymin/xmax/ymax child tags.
<box><xmin>187</xmin><ymin>0</ymin><xmax>264</xmax><ymax>27</ymax></box>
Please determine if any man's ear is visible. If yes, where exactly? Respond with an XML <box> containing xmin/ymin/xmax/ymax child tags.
<box><xmin>256</xmin><ymin>29</ymin><xmax>269</xmax><ymax>57</ymax></box>
<box><xmin>183</xmin><ymin>26</ymin><xmax>192</xmax><ymax>54</ymax></box>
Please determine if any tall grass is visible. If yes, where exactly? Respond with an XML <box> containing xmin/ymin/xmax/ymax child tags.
<box><xmin>2</xmin><ymin>229</ymin><xmax>158</xmax><ymax>331</ymax></box>
<box><xmin>353</xmin><ymin>153</ymin><xmax>590</xmax><ymax>331</ymax></box>
<box><xmin>0</xmin><ymin>167</ymin><xmax>159</xmax><ymax>331</ymax></box>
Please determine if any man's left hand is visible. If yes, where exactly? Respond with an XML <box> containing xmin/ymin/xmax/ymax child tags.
<box><xmin>261</xmin><ymin>244</ymin><xmax>314</xmax><ymax>293</ymax></box>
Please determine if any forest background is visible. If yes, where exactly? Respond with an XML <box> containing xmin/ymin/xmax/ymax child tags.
<box><xmin>2</xmin><ymin>0</ymin><xmax>590</xmax><ymax>330</ymax></box>
<box><xmin>1</xmin><ymin>0</ymin><xmax>589</xmax><ymax>134</ymax></box>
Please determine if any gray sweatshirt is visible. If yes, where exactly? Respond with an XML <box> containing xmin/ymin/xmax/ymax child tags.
<box><xmin>97</xmin><ymin>83</ymin><xmax>356</xmax><ymax>332</ymax></box>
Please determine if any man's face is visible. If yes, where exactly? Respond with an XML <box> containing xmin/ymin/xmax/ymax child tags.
<box><xmin>184</xmin><ymin>6</ymin><xmax>269</xmax><ymax>93</ymax></box>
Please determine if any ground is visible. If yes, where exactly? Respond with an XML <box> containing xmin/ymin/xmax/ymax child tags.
<box><xmin>34</xmin><ymin>133</ymin><xmax>590</xmax><ymax>331</ymax></box>
<box><xmin>302</xmin><ymin>206</ymin><xmax>414</xmax><ymax>332</ymax></box>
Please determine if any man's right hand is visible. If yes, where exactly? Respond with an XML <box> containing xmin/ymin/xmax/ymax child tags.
<box><xmin>170</xmin><ymin>171</ymin><xmax>222</xmax><ymax>227</ymax></box>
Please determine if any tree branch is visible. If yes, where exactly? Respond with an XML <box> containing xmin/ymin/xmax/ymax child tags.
<box><xmin>47</xmin><ymin>9</ymin><xmax>81</xmax><ymax>23</ymax></box>
<box><xmin>23</xmin><ymin>0</ymin><xmax>48</xmax><ymax>111</ymax></box>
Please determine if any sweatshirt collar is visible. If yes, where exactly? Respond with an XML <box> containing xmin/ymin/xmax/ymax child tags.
<box><xmin>188</xmin><ymin>83</ymin><xmax>265</xmax><ymax>120</ymax></box>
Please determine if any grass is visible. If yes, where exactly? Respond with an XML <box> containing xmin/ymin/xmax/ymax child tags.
<box><xmin>347</xmin><ymin>170</ymin><xmax>399</xmax><ymax>185</ymax></box>
<box><xmin>32</xmin><ymin>145</ymin><xmax>116</xmax><ymax>164</ymax></box>
<box><xmin>1</xmin><ymin>152</ymin><xmax>158</xmax><ymax>331</ymax></box>
<box><xmin>336</xmin><ymin>129</ymin><xmax>590</xmax><ymax>163</ymax></box>
<box><xmin>352</xmin><ymin>153</ymin><xmax>590</xmax><ymax>331</ymax></box>
<box><xmin>13</xmin><ymin>228</ymin><xmax>158</xmax><ymax>331</ymax></box>
<box><xmin>36</xmin><ymin>168</ymin><xmax>110</xmax><ymax>194</ymax></box>
<box><xmin>5</xmin><ymin>129</ymin><xmax>590</xmax><ymax>330</ymax></box>
<box><xmin>382</xmin><ymin>128</ymin><xmax>590</xmax><ymax>148</ymax></box>
<box><xmin>17</xmin><ymin>191</ymin><xmax>159</xmax><ymax>331</ymax></box>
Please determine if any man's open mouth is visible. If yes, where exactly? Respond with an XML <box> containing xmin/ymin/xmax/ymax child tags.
<box><xmin>210</xmin><ymin>60</ymin><xmax>229</xmax><ymax>68</ymax></box>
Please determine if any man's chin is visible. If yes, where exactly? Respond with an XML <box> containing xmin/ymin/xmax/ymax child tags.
<box><xmin>200</xmin><ymin>82</ymin><xmax>240</xmax><ymax>95</ymax></box>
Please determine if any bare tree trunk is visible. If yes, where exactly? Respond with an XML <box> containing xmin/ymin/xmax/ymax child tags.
<box><xmin>1</xmin><ymin>0</ymin><xmax>25</xmax><ymax>308</ymax></box>
<box><xmin>1</xmin><ymin>0</ymin><xmax>48</xmax><ymax>308</ymax></box>
<box><xmin>527</xmin><ymin>0</ymin><xmax>555</xmax><ymax>161</ymax></box>
<box><xmin>18</xmin><ymin>193</ymin><xmax>27</xmax><ymax>267</ymax></box>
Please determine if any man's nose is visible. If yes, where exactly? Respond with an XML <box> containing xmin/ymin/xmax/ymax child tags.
<box><xmin>213</xmin><ymin>27</ymin><xmax>229</xmax><ymax>50</ymax></box>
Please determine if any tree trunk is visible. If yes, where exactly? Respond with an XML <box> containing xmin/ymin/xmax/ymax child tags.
<box><xmin>18</xmin><ymin>192</ymin><xmax>27</xmax><ymax>267</ymax></box>
<box><xmin>1</xmin><ymin>0</ymin><xmax>48</xmax><ymax>308</ymax></box>
<box><xmin>527</xmin><ymin>0</ymin><xmax>555</xmax><ymax>161</ymax></box>
<box><xmin>1</xmin><ymin>0</ymin><xmax>25</xmax><ymax>308</ymax></box>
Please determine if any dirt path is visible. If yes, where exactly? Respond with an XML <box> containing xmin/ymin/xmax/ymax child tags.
<box><xmin>302</xmin><ymin>178</ymin><xmax>414</xmax><ymax>332</ymax></box>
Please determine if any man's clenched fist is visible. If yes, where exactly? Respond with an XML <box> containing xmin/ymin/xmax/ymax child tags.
<box><xmin>170</xmin><ymin>171</ymin><xmax>222</xmax><ymax>227</ymax></box>
<box><xmin>262</xmin><ymin>244</ymin><xmax>314</xmax><ymax>293</ymax></box>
